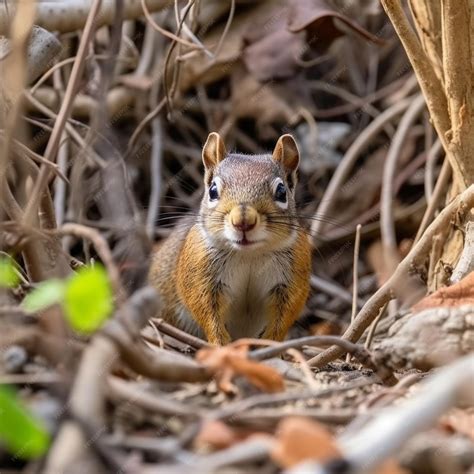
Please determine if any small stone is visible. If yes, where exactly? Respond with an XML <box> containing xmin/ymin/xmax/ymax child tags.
<box><xmin>3</xmin><ymin>345</ymin><xmax>28</xmax><ymax>373</ymax></box>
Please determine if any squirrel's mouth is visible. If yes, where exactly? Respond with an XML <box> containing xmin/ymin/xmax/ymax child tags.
<box><xmin>232</xmin><ymin>234</ymin><xmax>263</xmax><ymax>247</ymax></box>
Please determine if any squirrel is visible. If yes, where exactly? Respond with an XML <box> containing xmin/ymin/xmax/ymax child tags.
<box><xmin>148</xmin><ymin>132</ymin><xmax>312</xmax><ymax>345</ymax></box>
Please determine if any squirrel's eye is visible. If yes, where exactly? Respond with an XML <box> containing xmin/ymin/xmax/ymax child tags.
<box><xmin>274</xmin><ymin>182</ymin><xmax>287</xmax><ymax>203</ymax></box>
<box><xmin>209</xmin><ymin>181</ymin><xmax>219</xmax><ymax>201</ymax></box>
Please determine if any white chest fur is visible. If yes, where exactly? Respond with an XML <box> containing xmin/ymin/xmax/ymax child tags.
<box><xmin>218</xmin><ymin>251</ymin><xmax>289</xmax><ymax>339</ymax></box>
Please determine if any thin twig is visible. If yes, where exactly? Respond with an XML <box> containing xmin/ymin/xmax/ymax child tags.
<box><xmin>347</xmin><ymin>223</ymin><xmax>362</xmax><ymax>363</ymax></box>
<box><xmin>424</xmin><ymin>138</ymin><xmax>443</xmax><ymax>200</ymax></box>
<box><xmin>213</xmin><ymin>0</ymin><xmax>235</xmax><ymax>59</ymax></box>
<box><xmin>364</xmin><ymin>302</ymin><xmax>387</xmax><ymax>350</ymax></box>
<box><xmin>380</xmin><ymin>94</ymin><xmax>425</xmax><ymax>271</ymax></box>
<box><xmin>141</xmin><ymin>0</ymin><xmax>200</xmax><ymax>50</ymax></box>
<box><xmin>53</xmin><ymin>223</ymin><xmax>125</xmax><ymax>303</ymax></box>
<box><xmin>151</xmin><ymin>318</ymin><xmax>210</xmax><ymax>349</ymax></box>
<box><xmin>146</xmin><ymin>109</ymin><xmax>163</xmax><ymax>237</ymax></box>
<box><xmin>414</xmin><ymin>158</ymin><xmax>451</xmax><ymax>244</ymax></box>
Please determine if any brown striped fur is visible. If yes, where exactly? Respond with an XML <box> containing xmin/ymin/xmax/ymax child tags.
<box><xmin>148</xmin><ymin>133</ymin><xmax>312</xmax><ymax>345</ymax></box>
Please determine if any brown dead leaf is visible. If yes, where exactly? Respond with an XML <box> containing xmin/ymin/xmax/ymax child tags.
<box><xmin>398</xmin><ymin>238</ymin><xmax>413</xmax><ymax>259</ymax></box>
<box><xmin>194</xmin><ymin>420</ymin><xmax>269</xmax><ymax>452</ymax></box>
<box><xmin>412</xmin><ymin>272</ymin><xmax>474</xmax><ymax>312</ymax></box>
<box><xmin>367</xmin><ymin>240</ymin><xmax>390</xmax><ymax>286</ymax></box>
<box><xmin>230</xmin><ymin>67</ymin><xmax>307</xmax><ymax>137</ymax></box>
<box><xmin>440</xmin><ymin>408</ymin><xmax>474</xmax><ymax>441</ymax></box>
<box><xmin>376</xmin><ymin>459</ymin><xmax>410</xmax><ymax>474</ymax></box>
<box><xmin>196</xmin><ymin>345</ymin><xmax>284</xmax><ymax>393</ymax></box>
<box><xmin>242</xmin><ymin>5</ymin><xmax>304</xmax><ymax>82</ymax></box>
<box><xmin>310</xmin><ymin>320</ymin><xmax>342</xmax><ymax>336</ymax></box>
<box><xmin>242</xmin><ymin>0</ymin><xmax>382</xmax><ymax>82</ymax></box>
<box><xmin>271</xmin><ymin>417</ymin><xmax>341</xmax><ymax>468</ymax></box>
<box><xmin>288</xmin><ymin>0</ymin><xmax>384</xmax><ymax>48</ymax></box>
<box><xmin>194</xmin><ymin>420</ymin><xmax>243</xmax><ymax>451</ymax></box>
<box><xmin>179</xmin><ymin>1</ymin><xmax>287</xmax><ymax>91</ymax></box>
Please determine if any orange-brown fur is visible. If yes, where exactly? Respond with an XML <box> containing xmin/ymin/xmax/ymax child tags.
<box><xmin>149</xmin><ymin>133</ymin><xmax>312</xmax><ymax>345</ymax></box>
<box><xmin>261</xmin><ymin>230</ymin><xmax>312</xmax><ymax>341</ymax></box>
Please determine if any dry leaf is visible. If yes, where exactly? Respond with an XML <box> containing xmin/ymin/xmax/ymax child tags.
<box><xmin>179</xmin><ymin>1</ymin><xmax>285</xmax><ymax>91</ymax></box>
<box><xmin>230</xmin><ymin>68</ymin><xmax>306</xmax><ymax>136</ymax></box>
<box><xmin>242</xmin><ymin>6</ymin><xmax>304</xmax><ymax>82</ymax></box>
<box><xmin>288</xmin><ymin>0</ymin><xmax>384</xmax><ymax>48</ymax></box>
<box><xmin>196</xmin><ymin>345</ymin><xmax>284</xmax><ymax>393</ymax></box>
<box><xmin>271</xmin><ymin>417</ymin><xmax>341</xmax><ymax>468</ymax></box>
<box><xmin>367</xmin><ymin>240</ymin><xmax>390</xmax><ymax>286</ymax></box>
<box><xmin>194</xmin><ymin>420</ymin><xmax>268</xmax><ymax>452</ymax></box>
<box><xmin>413</xmin><ymin>272</ymin><xmax>474</xmax><ymax>312</ymax></box>
<box><xmin>440</xmin><ymin>408</ymin><xmax>474</xmax><ymax>441</ymax></box>
<box><xmin>243</xmin><ymin>0</ymin><xmax>382</xmax><ymax>82</ymax></box>
<box><xmin>398</xmin><ymin>239</ymin><xmax>413</xmax><ymax>259</ymax></box>
<box><xmin>376</xmin><ymin>459</ymin><xmax>410</xmax><ymax>474</ymax></box>
<box><xmin>194</xmin><ymin>420</ymin><xmax>242</xmax><ymax>451</ymax></box>
<box><xmin>310</xmin><ymin>320</ymin><xmax>342</xmax><ymax>336</ymax></box>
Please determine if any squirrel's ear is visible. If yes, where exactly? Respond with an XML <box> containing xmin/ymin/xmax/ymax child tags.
<box><xmin>272</xmin><ymin>134</ymin><xmax>299</xmax><ymax>172</ymax></box>
<box><xmin>202</xmin><ymin>132</ymin><xmax>227</xmax><ymax>170</ymax></box>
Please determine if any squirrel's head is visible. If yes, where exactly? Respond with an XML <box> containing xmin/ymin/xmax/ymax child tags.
<box><xmin>199</xmin><ymin>132</ymin><xmax>301</xmax><ymax>252</ymax></box>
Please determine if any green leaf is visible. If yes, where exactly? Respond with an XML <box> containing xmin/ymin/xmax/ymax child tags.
<box><xmin>22</xmin><ymin>280</ymin><xmax>65</xmax><ymax>313</ymax></box>
<box><xmin>64</xmin><ymin>265</ymin><xmax>113</xmax><ymax>334</ymax></box>
<box><xmin>0</xmin><ymin>257</ymin><xmax>19</xmax><ymax>288</ymax></box>
<box><xmin>0</xmin><ymin>386</ymin><xmax>50</xmax><ymax>459</ymax></box>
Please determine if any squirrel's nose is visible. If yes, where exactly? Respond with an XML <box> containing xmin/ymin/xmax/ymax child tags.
<box><xmin>233</xmin><ymin>220</ymin><xmax>256</xmax><ymax>232</ymax></box>
<box><xmin>230</xmin><ymin>206</ymin><xmax>258</xmax><ymax>232</ymax></box>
